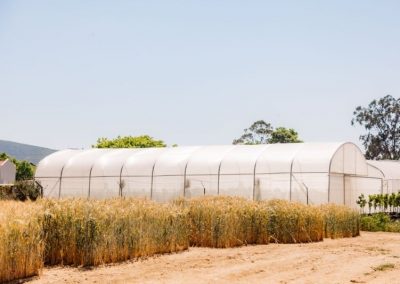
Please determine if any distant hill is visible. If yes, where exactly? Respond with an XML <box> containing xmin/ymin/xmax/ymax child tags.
<box><xmin>0</xmin><ymin>140</ymin><xmax>57</xmax><ymax>165</ymax></box>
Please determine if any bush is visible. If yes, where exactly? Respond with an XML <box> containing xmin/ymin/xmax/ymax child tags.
<box><xmin>361</xmin><ymin>213</ymin><xmax>400</xmax><ymax>232</ymax></box>
<box><xmin>0</xmin><ymin>181</ymin><xmax>42</xmax><ymax>201</ymax></box>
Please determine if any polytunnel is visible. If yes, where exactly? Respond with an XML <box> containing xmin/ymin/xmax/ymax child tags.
<box><xmin>367</xmin><ymin>160</ymin><xmax>400</xmax><ymax>194</ymax></box>
<box><xmin>35</xmin><ymin>142</ymin><xmax>382</xmax><ymax>208</ymax></box>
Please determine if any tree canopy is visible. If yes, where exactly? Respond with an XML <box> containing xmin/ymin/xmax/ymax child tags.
<box><xmin>352</xmin><ymin>95</ymin><xmax>400</xmax><ymax>160</ymax></box>
<box><xmin>0</xmin><ymin>153</ymin><xmax>35</xmax><ymax>181</ymax></box>
<box><xmin>269</xmin><ymin>127</ymin><xmax>302</xmax><ymax>144</ymax></box>
<box><xmin>233</xmin><ymin>120</ymin><xmax>302</xmax><ymax>145</ymax></box>
<box><xmin>93</xmin><ymin>135</ymin><xmax>167</xmax><ymax>148</ymax></box>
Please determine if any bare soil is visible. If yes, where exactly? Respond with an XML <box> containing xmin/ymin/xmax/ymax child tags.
<box><xmin>29</xmin><ymin>232</ymin><xmax>400</xmax><ymax>284</ymax></box>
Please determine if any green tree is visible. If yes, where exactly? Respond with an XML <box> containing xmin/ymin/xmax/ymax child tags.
<box><xmin>233</xmin><ymin>120</ymin><xmax>302</xmax><ymax>145</ymax></box>
<box><xmin>356</xmin><ymin>194</ymin><xmax>367</xmax><ymax>214</ymax></box>
<box><xmin>0</xmin><ymin>153</ymin><xmax>35</xmax><ymax>181</ymax></box>
<box><xmin>15</xmin><ymin>161</ymin><xmax>35</xmax><ymax>181</ymax></box>
<box><xmin>389</xmin><ymin>193</ymin><xmax>397</xmax><ymax>213</ymax></box>
<box><xmin>269</xmin><ymin>127</ymin><xmax>302</xmax><ymax>144</ymax></box>
<box><xmin>367</xmin><ymin>195</ymin><xmax>373</xmax><ymax>214</ymax></box>
<box><xmin>351</xmin><ymin>95</ymin><xmax>400</xmax><ymax>160</ymax></box>
<box><xmin>383</xmin><ymin>194</ymin><xmax>389</xmax><ymax>213</ymax></box>
<box><xmin>93</xmin><ymin>135</ymin><xmax>167</xmax><ymax>148</ymax></box>
<box><xmin>233</xmin><ymin>120</ymin><xmax>273</xmax><ymax>145</ymax></box>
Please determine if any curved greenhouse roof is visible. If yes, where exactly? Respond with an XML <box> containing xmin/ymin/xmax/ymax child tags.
<box><xmin>367</xmin><ymin>160</ymin><xmax>400</xmax><ymax>194</ymax></box>
<box><xmin>35</xmin><ymin>142</ymin><xmax>380</xmax><ymax>207</ymax></box>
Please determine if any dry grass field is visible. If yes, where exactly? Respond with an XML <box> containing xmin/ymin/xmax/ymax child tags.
<box><xmin>29</xmin><ymin>232</ymin><xmax>400</xmax><ymax>284</ymax></box>
<box><xmin>0</xmin><ymin>197</ymin><xmax>360</xmax><ymax>282</ymax></box>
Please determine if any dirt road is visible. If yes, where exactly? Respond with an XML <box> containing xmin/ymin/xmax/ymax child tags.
<box><xmin>29</xmin><ymin>232</ymin><xmax>400</xmax><ymax>284</ymax></box>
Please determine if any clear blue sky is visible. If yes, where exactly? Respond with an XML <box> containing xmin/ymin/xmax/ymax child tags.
<box><xmin>1</xmin><ymin>1</ymin><xmax>399</xmax><ymax>150</ymax></box>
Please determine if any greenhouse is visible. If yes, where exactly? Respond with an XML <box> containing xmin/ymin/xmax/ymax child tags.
<box><xmin>367</xmin><ymin>160</ymin><xmax>400</xmax><ymax>194</ymax></box>
<box><xmin>35</xmin><ymin>142</ymin><xmax>382</xmax><ymax>208</ymax></box>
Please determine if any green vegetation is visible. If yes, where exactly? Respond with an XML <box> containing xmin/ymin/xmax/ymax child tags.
<box><xmin>0</xmin><ymin>152</ymin><xmax>35</xmax><ymax>181</ymax></box>
<box><xmin>352</xmin><ymin>95</ymin><xmax>400</xmax><ymax>160</ymax></box>
<box><xmin>269</xmin><ymin>127</ymin><xmax>303</xmax><ymax>144</ymax></box>
<box><xmin>93</xmin><ymin>135</ymin><xmax>167</xmax><ymax>148</ymax></box>
<box><xmin>232</xmin><ymin>120</ymin><xmax>302</xmax><ymax>145</ymax></box>
<box><xmin>0</xmin><ymin>197</ymin><xmax>360</xmax><ymax>282</ymax></box>
<box><xmin>356</xmin><ymin>193</ymin><xmax>400</xmax><ymax>232</ymax></box>
<box><xmin>361</xmin><ymin>213</ymin><xmax>400</xmax><ymax>232</ymax></box>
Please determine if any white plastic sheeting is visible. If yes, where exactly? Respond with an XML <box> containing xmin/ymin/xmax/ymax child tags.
<box><xmin>367</xmin><ymin>161</ymin><xmax>400</xmax><ymax>194</ymax></box>
<box><xmin>35</xmin><ymin>143</ymin><xmax>380</xmax><ymax>207</ymax></box>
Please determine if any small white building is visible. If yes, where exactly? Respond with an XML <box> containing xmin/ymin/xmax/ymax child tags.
<box><xmin>0</xmin><ymin>159</ymin><xmax>16</xmax><ymax>185</ymax></box>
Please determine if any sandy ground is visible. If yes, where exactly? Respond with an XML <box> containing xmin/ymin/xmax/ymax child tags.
<box><xmin>28</xmin><ymin>232</ymin><xmax>400</xmax><ymax>284</ymax></box>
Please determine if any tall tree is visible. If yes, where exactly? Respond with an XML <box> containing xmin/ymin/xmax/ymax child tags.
<box><xmin>93</xmin><ymin>135</ymin><xmax>167</xmax><ymax>148</ymax></box>
<box><xmin>233</xmin><ymin>120</ymin><xmax>302</xmax><ymax>144</ymax></box>
<box><xmin>233</xmin><ymin>120</ymin><xmax>273</xmax><ymax>145</ymax></box>
<box><xmin>352</xmin><ymin>95</ymin><xmax>400</xmax><ymax>160</ymax></box>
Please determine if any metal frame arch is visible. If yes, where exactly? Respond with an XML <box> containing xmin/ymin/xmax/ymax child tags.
<box><xmin>118</xmin><ymin>149</ymin><xmax>147</xmax><ymax>197</ymax></box>
<box><xmin>182</xmin><ymin>146</ymin><xmax>207</xmax><ymax>198</ymax></box>
<box><xmin>289</xmin><ymin>143</ymin><xmax>306</xmax><ymax>201</ymax></box>
<box><xmin>217</xmin><ymin>145</ymin><xmax>238</xmax><ymax>195</ymax></box>
<box><xmin>150</xmin><ymin>147</ymin><xmax>175</xmax><ymax>200</ymax></box>
<box><xmin>327</xmin><ymin>142</ymin><xmax>366</xmax><ymax>203</ymax></box>
<box><xmin>252</xmin><ymin>144</ymin><xmax>272</xmax><ymax>201</ymax></box>
<box><xmin>58</xmin><ymin>150</ymin><xmax>82</xmax><ymax>198</ymax></box>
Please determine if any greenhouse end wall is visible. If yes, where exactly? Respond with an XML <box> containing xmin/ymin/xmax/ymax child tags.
<box><xmin>35</xmin><ymin>143</ymin><xmax>383</xmax><ymax>208</ymax></box>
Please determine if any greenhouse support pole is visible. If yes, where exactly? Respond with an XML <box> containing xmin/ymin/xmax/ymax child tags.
<box><xmin>289</xmin><ymin>160</ymin><xmax>295</xmax><ymax>201</ymax></box>
<box><xmin>119</xmin><ymin>164</ymin><xmax>125</xmax><ymax>197</ymax></box>
<box><xmin>150</xmin><ymin>163</ymin><xmax>156</xmax><ymax>200</ymax></box>
<box><xmin>88</xmin><ymin>165</ymin><xmax>94</xmax><ymax>199</ymax></box>
<box><xmin>217</xmin><ymin>160</ymin><xmax>223</xmax><ymax>195</ymax></box>
<box><xmin>183</xmin><ymin>162</ymin><xmax>189</xmax><ymax>198</ymax></box>
<box><xmin>253</xmin><ymin>145</ymin><xmax>271</xmax><ymax>201</ymax></box>
<box><xmin>59</xmin><ymin>165</ymin><xmax>66</xmax><ymax>199</ymax></box>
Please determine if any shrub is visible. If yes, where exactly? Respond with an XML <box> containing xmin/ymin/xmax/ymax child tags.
<box><xmin>0</xmin><ymin>181</ymin><xmax>42</xmax><ymax>201</ymax></box>
<box><xmin>361</xmin><ymin>213</ymin><xmax>400</xmax><ymax>232</ymax></box>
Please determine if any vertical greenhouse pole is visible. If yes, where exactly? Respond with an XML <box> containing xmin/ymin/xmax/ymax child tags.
<box><xmin>252</xmin><ymin>145</ymin><xmax>270</xmax><ymax>201</ymax></box>
<box><xmin>88</xmin><ymin>165</ymin><xmax>95</xmax><ymax>199</ymax></box>
<box><xmin>217</xmin><ymin>158</ymin><xmax>223</xmax><ymax>196</ymax></box>
<box><xmin>58</xmin><ymin>165</ymin><xmax>66</xmax><ymax>198</ymax></box>
<box><xmin>183</xmin><ymin>162</ymin><xmax>189</xmax><ymax>198</ymax></box>
<box><xmin>150</xmin><ymin>163</ymin><xmax>156</xmax><ymax>200</ymax></box>
<box><xmin>288</xmin><ymin>145</ymin><xmax>305</xmax><ymax>202</ymax></box>
<box><xmin>252</xmin><ymin>162</ymin><xmax>258</xmax><ymax>201</ymax></box>
<box><xmin>289</xmin><ymin>159</ymin><xmax>295</xmax><ymax>201</ymax></box>
<box><xmin>119</xmin><ymin>163</ymin><xmax>125</xmax><ymax>197</ymax></box>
